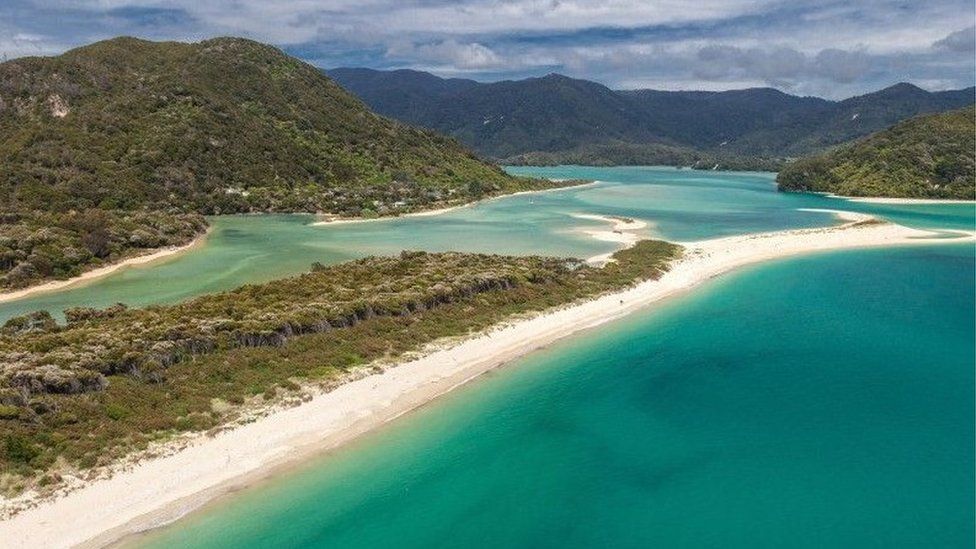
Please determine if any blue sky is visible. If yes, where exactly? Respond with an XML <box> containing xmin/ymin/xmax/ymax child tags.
<box><xmin>1</xmin><ymin>0</ymin><xmax>973</xmax><ymax>98</ymax></box>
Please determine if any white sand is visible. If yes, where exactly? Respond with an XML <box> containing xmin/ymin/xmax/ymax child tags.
<box><xmin>0</xmin><ymin>231</ymin><xmax>210</xmax><ymax>305</ymax></box>
<box><xmin>311</xmin><ymin>182</ymin><xmax>599</xmax><ymax>227</ymax></box>
<box><xmin>826</xmin><ymin>194</ymin><xmax>976</xmax><ymax>205</ymax></box>
<box><xmin>570</xmin><ymin>214</ymin><xmax>650</xmax><ymax>265</ymax></box>
<box><xmin>1</xmin><ymin>213</ymin><xmax>972</xmax><ymax>548</ymax></box>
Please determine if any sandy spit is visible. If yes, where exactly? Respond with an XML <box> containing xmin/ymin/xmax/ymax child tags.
<box><xmin>826</xmin><ymin>194</ymin><xmax>976</xmax><ymax>205</ymax></box>
<box><xmin>311</xmin><ymin>182</ymin><xmax>600</xmax><ymax>227</ymax></box>
<box><xmin>1</xmin><ymin>214</ymin><xmax>972</xmax><ymax>548</ymax></box>
<box><xmin>570</xmin><ymin>214</ymin><xmax>650</xmax><ymax>265</ymax></box>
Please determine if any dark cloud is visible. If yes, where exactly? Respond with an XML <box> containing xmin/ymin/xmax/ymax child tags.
<box><xmin>692</xmin><ymin>45</ymin><xmax>874</xmax><ymax>88</ymax></box>
<box><xmin>812</xmin><ymin>48</ymin><xmax>872</xmax><ymax>83</ymax></box>
<box><xmin>695</xmin><ymin>45</ymin><xmax>806</xmax><ymax>82</ymax></box>
<box><xmin>933</xmin><ymin>26</ymin><xmax>976</xmax><ymax>53</ymax></box>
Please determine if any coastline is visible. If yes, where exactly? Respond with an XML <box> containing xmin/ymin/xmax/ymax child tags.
<box><xmin>0</xmin><ymin>230</ymin><xmax>211</xmax><ymax>305</ymax></box>
<box><xmin>312</xmin><ymin>181</ymin><xmax>600</xmax><ymax>227</ymax></box>
<box><xmin>570</xmin><ymin>214</ymin><xmax>651</xmax><ymax>264</ymax></box>
<box><xmin>1</xmin><ymin>215</ymin><xmax>971</xmax><ymax>548</ymax></box>
<box><xmin>826</xmin><ymin>193</ymin><xmax>976</xmax><ymax>205</ymax></box>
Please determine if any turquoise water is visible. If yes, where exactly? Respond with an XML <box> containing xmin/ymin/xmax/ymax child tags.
<box><xmin>141</xmin><ymin>243</ymin><xmax>975</xmax><ymax>548</ymax></box>
<box><xmin>2</xmin><ymin>166</ymin><xmax>968</xmax><ymax>546</ymax></box>
<box><xmin>1</xmin><ymin>167</ymin><xmax>972</xmax><ymax>322</ymax></box>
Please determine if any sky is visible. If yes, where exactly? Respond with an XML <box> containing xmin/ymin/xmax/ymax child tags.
<box><xmin>1</xmin><ymin>0</ymin><xmax>974</xmax><ymax>99</ymax></box>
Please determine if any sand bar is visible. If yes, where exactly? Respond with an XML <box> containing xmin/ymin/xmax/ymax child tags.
<box><xmin>1</xmin><ymin>214</ymin><xmax>972</xmax><ymax>548</ymax></box>
<box><xmin>570</xmin><ymin>214</ymin><xmax>650</xmax><ymax>264</ymax></box>
<box><xmin>312</xmin><ymin>182</ymin><xmax>599</xmax><ymax>227</ymax></box>
<box><xmin>826</xmin><ymin>194</ymin><xmax>976</xmax><ymax>205</ymax></box>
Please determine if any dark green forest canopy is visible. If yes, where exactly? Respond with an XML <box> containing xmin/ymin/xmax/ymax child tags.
<box><xmin>329</xmin><ymin>68</ymin><xmax>974</xmax><ymax>166</ymax></box>
<box><xmin>0</xmin><ymin>241</ymin><xmax>681</xmax><ymax>491</ymax></box>
<box><xmin>777</xmin><ymin>106</ymin><xmax>976</xmax><ymax>199</ymax></box>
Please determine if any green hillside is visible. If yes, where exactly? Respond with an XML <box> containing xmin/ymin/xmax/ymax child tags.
<box><xmin>0</xmin><ymin>37</ymin><xmax>556</xmax><ymax>289</ymax></box>
<box><xmin>777</xmin><ymin>106</ymin><xmax>975</xmax><ymax>199</ymax></box>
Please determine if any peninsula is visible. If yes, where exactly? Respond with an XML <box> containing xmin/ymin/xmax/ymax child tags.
<box><xmin>1</xmin><ymin>211</ymin><xmax>971</xmax><ymax>548</ymax></box>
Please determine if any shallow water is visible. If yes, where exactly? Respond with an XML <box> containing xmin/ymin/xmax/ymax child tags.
<box><xmin>2</xmin><ymin>166</ymin><xmax>971</xmax><ymax>323</ymax></box>
<box><xmin>140</xmin><ymin>243</ymin><xmax>975</xmax><ymax>548</ymax></box>
<box><xmin>6</xmin><ymin>166</ymin><xmax>969</xmax><ymax>547</ymax></box>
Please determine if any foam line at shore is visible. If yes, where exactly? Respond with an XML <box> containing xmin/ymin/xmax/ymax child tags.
<box><xmin>1</xmin><ymin>217</ymin><xmax>973</xmax><ymax>549</ymax></box>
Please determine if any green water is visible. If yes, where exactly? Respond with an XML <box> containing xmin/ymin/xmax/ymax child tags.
<box><xmin>141</xmin><ymin>244</ymin><xmax>975</xmax><ymax>548</ymax></box>
<box><xmin>1</xmin><ymin>167</ymin><xmax>972</xmax><ymax>322</ymax></box>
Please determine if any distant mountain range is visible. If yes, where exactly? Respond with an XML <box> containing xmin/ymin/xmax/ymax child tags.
<box><xmin>329</xmin><ymin>68</ymin><xmax>975</xmax><ymax>166</ymax></box>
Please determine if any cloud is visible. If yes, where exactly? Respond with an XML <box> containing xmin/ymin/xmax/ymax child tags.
<box><xmin>812</xmin><ymin>48</ymin><xmax>872</xmax><ymax>83</ymax></box>
<box><xmin>0</xmin><ymin>0</ymin><xmax>973</xmax><ymax>98</ymax></box>
<box><xmin>933</xmin><ymin>26</ymin><xmax>975</xmax><ymax>53</ymax></box>
<box><xmin>0</xmin><ymin>29</ymin><xmax>67</xmax><ymax>59</ymax></box>
<box><xmin>689</xmin><ymin>45</ymin><xmax>873</xmax><ymax>88</ymax></box>
<box><xmin>695</xmin><ymin>45</ymin><xmax>806</xmax><ymax>82</ymax></box>
<box><xmin>400</xmin><ymin>40</ymin><xmax>505</xmax><ymax>70</ymax></box>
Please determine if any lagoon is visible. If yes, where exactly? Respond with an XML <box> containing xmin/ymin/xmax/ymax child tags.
<box><xmin>139</xmin><ymin>243</ymin><xmax>975</xmax><ymax>548</ymax></box>
<box><xmin>2</xmin><ymin>167</ymin><xmax>972</xmax><ymax>323</ymax></box>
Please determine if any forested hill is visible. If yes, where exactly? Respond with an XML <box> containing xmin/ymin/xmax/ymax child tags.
<box><xmin>776</xmin><ymin>106</ymin><xmax>975</xmax><ymax>199</ymax></box>
<box><xmin>329</xmin><ymin>67</ymin><xmax>974</xmax><ymax>165</ymax></box>
<box><xmin>0</xmin><ymin>37</ymin><xmax>560</xmax><ymax>290</ymax></box>
<box><xmin>0</xmin><ymin>37</ymin><xmax>542</xmax><ymax>216</ymax></box>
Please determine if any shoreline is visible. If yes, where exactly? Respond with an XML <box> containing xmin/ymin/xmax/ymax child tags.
<box><xmin>825</xmin><ymin>193</ymin><xmax>976</xmax><ymax>205</ymax></box>
<box><xmin>312</xmin><ymin>181</ymin><xmax>599</xmax><ymax>227</ymax></box>
<box><xmin>0</xmin><ymin>230</ymin><xmax>211</xmax><ymax>305</ymax></box>
<box><xmin>1</xmin><ymin>216</ymin><xmax>973</xmax><ymax>548</ymax></box>
<box><xmin>570</xmin><ymin>214</ymin><xmax>651</xmax><ymax>264</ymax></box>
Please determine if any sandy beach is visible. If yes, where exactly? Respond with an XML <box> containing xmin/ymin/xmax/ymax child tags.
<box><xmin>312</xmin><ymin>181</ymin><xmax>599</xmax><ymax>227</ymax></box>
<box><xmin>827</xmin><ymin>194</ymin><xmax>976</xmax><ymax>205</ymax></box>
<box><xmin>1</xmin><ymin>213</ymin><xmax>972</xmax><ymax>549</ymax></box>
<box><xmin>0</xmin><ymin>231</ymin><xmax>210</xmax><ymax>305</ymax></box>
<box><xmin>571</xmin><ymin>214</ymin><xmax>651</xmax><ymax>264</ymax></box>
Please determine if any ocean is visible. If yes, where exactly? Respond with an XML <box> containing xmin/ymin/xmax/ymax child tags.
<box><xmin>139</xmin><ymin>243</ymin><xmax>974</xmax><ymax>548</ymax></box>
<box><xmin>3</xmin><ymin>166</ymin><xmax>972</xmax><ymax>547</ymax></box>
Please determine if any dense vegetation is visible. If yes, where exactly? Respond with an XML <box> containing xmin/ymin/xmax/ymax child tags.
<box><xmin>0</xmin><ymin>37</ymin><xmax>540</xmax><ymax>214</ymax></box>
<box><xmin>505</xmin><ymin>142</ymin><xmax>785</xmax><ymax>171</ymax></box>
<box><xmin>0</xmin><ymin>211</ymin><xmax>206</xmax><ymax>289</ymax></box>
<box><xmin>0</xmin><ymin>241</ymin><xmax>680</xmax><ymax>495</ymax></box>
<box><xmin>329</xmin><ymin>68</ymin><xmax>974</xmax><ymax>166</ymax></box>
<box><xmin>777</xmin><ymin>107</ymin><xmax>975</xmax><ymax>199</ymax></box>
<box><xmin>0</xmin><ymin>37</ymin><xmax>565</xmax><ymax>290</ymax></box>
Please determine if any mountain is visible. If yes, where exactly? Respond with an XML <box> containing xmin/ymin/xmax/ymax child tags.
<box><xmin>778</xmin><ymin>83</ymin><xmax>976</xmax><ymax>155</ymax></box>
<box><xmin>333</xmin><ymin>71</ymin><xmax>666</xmax><ymax>158</ymax></box>
<box><xmin>619</xmin><ymin>87</ymin><xmax>834</xmax><ymax>154</ymax></box>
<box><xmin>0</xmin><ymin>38</ymin><xmax>538</xmax><ymax>216</ymax></box>
<box><xmin>330</xmin><ymin>69</ymin><xmax>677</xmax><ymax>160</ymax></box>
<box><xmin>777</xmin><ymin>106</ymin><xmax>975</xmax><ymax>199</ymax></box>
<box><xmin>326</xmin><ymin>68</ymin><xmax>480</xmax><ymax>123</ymax></box>
<box><xmin>0</xmin><ymin>37</ymin><xmax>557</xmax><ymax>290</ymax></box>
<box><xmin>329</xmin><ymin>68</ymin><xmax>975</xmax><ymax>164</ymax></box>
